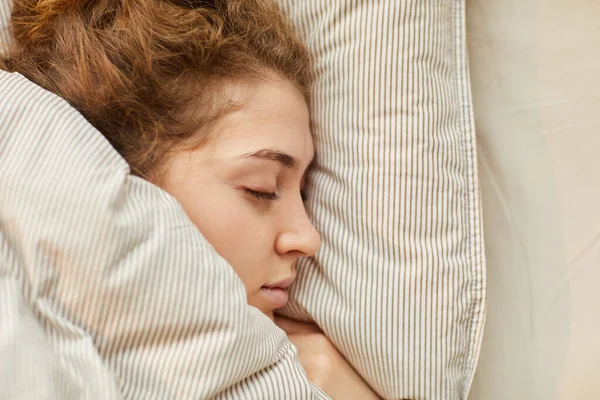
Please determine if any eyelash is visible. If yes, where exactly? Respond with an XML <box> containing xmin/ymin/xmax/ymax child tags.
<box><xmin>244</xmin><ymin>188</ymin><xmax>281</xmax><ymax>201</ymax></box>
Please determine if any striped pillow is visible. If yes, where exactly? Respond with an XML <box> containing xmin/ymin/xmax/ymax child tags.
<box><xmin>276</xmin><ymin>1</ymin><xmax>487</xmax><ymax>399</ymax></box>
<box><xmin>0</xmin><ymin>0</ymin><xmax>8</xmax><ymax>53</ymax></box>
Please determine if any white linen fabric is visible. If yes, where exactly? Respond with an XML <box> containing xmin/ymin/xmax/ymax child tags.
<box><xmin>275</xmin><ymin>1</ymin><xmax>487</xmax><ymax>399</ymax></box>
<box><xmin>467</xmin><ymin>0</ymin><xmax>600</xmax><ymax>399</ymax></box>
<box><xmin>0</xmin><ymin>25</ymin><xmax>327</xmax><ymax>400</ymax></box>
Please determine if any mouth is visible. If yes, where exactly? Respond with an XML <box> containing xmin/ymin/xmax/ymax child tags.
<box><xmin>260</xmin><ymin>276</ymin><xmax>295</xmax><ymax>309</ymax></box>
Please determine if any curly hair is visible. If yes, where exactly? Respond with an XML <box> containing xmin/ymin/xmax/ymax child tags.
<box><xmin>0</xmin><ymin>0</ymin><xmax>310</xmax><ymax>179</ymax></box>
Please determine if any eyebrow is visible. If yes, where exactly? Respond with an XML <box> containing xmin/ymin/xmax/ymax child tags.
<box><xmin>240</xmin><ymin>149</ymin><xmax>300</xmax><ymax>169</ymax></box>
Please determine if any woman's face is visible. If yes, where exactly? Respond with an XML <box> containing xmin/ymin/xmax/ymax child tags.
<box><xmin>160</xmin><ymin>79</ymin><xmax>320</xmax><ymax>320</ymax></box>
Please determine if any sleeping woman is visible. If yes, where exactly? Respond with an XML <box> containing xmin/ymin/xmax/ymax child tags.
<box><xmin>1</xmin><ymin>0</ymin><xmax>379</xmax><ymax>398</ymax></box>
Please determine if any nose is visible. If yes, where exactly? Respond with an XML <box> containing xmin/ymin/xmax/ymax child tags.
<box><xmin>275</xmin><ymin>201</ymin><xmax>321</xmax><ymax>258</ymax></box>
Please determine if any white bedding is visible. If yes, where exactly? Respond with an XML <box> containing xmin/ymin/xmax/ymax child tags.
<box><xmin>0</xmin><ymin>0</ymin><xmax>489</xmax><ymax>398</ymax></box>
<box><xmin>467</xmin><ymin>0</ymin><xmax>600</xmax><ymax>398</ymax></box>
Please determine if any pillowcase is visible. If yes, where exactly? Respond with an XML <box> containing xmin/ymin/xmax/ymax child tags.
<box><xmin>276</xmin><ymin>1</ymin><xmax>487</xmax><ymax>399</ymax></box>
<box><xmin>0</xmin><ymin>0</ymin><xmax>8</xmax><ymax>53</ymax></box>
<box><xmin>467</xmin><ymin>0</ymin><xmax>600</xmax><ymax>398</ymax></box>
<box><xmin>0</xmin><ymin>29</ymin><xmax>327</xmax><ymax>400</ymax></box>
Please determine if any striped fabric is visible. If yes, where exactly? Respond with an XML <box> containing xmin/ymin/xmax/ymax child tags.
<box><xmin>275</xmin><ymin>1</ymin><xmax>487</xmax><ymax>399</ymax></box>
<box><xmin>0</xmin><ymin>72</ymin><xmax>328</xmax><ymax>400</ymax></box>
<box><xmin>0</xmin><ymin>0</ymin><xmax>8</xmax><ymax>54</ymax></box>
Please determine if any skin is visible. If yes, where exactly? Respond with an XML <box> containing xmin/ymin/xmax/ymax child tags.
<box><xmin>160</xmin><ymin>78</ymin><xmax>320</xmax><ymax>320</ymax></box>
<box><xmin>159</xmin><ymin>78</ymin><xmax>379</xmax><ymax>399</ymax></box>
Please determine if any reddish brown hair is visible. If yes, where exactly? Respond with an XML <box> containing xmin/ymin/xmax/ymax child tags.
<box><xmin>1</xmin><ymin>0</ymin><xmax>310</xmax><ymax>179</ymax></box>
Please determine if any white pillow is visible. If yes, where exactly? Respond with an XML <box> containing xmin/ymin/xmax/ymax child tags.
<box><xmin>467</xmin><ymin>0</ymin><xmax>600</xmax><ymax>398</ymax></box>
<box><xmin>0</xmin><ymin>72</ymin><xmax>326</xmax><ymax>399</ymax></box>
<box><xmin>0</xmin><ymin>0</ymin><xmax>9</xmax><ymax>53</ymax></box>
<box><xmin>276</xmin><ymin>1</ymin><xmax>487</xmax><ymax>399</ymax></box>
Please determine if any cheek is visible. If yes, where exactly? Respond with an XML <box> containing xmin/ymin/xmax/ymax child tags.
<box><xmin>181</xmin><ymin>188</ymin><xmax>274</xmax><ymax>291</ymax></box>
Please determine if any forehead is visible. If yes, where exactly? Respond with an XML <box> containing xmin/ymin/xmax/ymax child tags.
<box><xmin>208</xmin><ymin>79</ymin><xmax>314</xmax><ymax>164</ymax></box>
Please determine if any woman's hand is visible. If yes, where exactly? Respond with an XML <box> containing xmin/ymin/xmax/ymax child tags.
<box><xmin>274</xmin><ymin>316</ymin><xmax>380</xmax><ymax>400</ymax></box>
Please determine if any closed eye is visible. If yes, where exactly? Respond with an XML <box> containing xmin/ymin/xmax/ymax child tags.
<box><xmin>244</xmin><ymin>188</ymin><xmax>280</xmax><ymax>201</ymax></box>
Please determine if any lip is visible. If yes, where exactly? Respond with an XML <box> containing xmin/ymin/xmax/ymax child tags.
<box><xmin>260</xmin><ymin>286</ymin><xmax>289</xmax><ymax>309</ymax></box>
<box><xmin>260</xmin><ymin>275</ymin><xmax>295</xmax><ymax>309</ymax></box>
<box><xmin>263</xmin><ymin>276</ymin><xmax>296</xmax><ymax>289</ymax></box>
